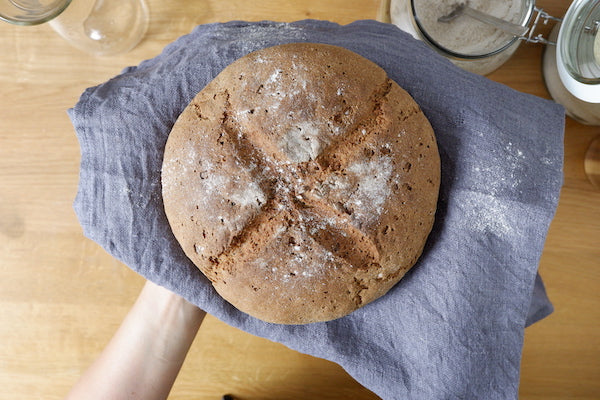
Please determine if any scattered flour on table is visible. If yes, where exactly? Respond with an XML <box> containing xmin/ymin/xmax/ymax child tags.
<box><xmin>464</xmin><ymin>139</ymin><xmax>533</xmax><ymax>239</ymax></box>
<box><xmin>462</xmin><ymin>192</ymin><xmax>515</xmax><ymax>237</ymax></box>
<box><xmin>471</xmin><ymin>140</ymin><xmax>527</xmax><ymax>196</ymax></box>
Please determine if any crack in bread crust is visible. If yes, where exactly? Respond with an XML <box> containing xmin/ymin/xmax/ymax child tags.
<box><xmin>316</xmin><ymin>78</ymin><xmax>394</xmax><ymax>172</ymax></box>
<box><xmin>211</xmin><ymin>77</ymin><xmax>398</xmax><ymax>277</ymax></box>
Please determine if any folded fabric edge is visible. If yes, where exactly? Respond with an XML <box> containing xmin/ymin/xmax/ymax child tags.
<box><xmin>68</xmin><ymin>87</ymin><xmax>99</xmax><ymax>241</ymax></box>
<box><xmin>525</xmin><ymin>273</ymin><xmax>554</xmax><ymax>327</ymax></box>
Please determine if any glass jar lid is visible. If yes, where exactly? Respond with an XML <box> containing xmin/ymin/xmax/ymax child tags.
<box><xmin>557</xmin><ymin>0</ymin><xmax>600</xmax><ymax>102</ymax></box>
<box><xmin>411</xmin><ymin>0</ymin><xmax>534</xmax><ymax>59</ymax></box>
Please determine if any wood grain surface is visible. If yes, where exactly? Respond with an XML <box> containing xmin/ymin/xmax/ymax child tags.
<box><xmin>0</xmin><ymin>1</ymin><xmax>598</xmax><ymax>399</ymax></box>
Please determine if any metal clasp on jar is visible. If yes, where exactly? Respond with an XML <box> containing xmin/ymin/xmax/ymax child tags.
<box><xmin>520</xmin><ymin>7</ymin><xmax>563</xmax><ymax>45</ymax></box>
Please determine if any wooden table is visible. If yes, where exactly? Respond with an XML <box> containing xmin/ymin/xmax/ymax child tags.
<box><xmin>1</xmin><ymin>1</ymin><xmax>598</xmax><ymax>399</ymax></box>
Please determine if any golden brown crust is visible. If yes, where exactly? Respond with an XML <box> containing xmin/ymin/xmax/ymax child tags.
<box><xmin>162</xmin><ymin>43</ymin><xmax>440</xmax><ymax>324</ymax></box>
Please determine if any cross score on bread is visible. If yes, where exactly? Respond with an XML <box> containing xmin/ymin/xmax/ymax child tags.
<box><xmin>162</xmin><ymin>43</ymin><xmax>440</xmax><ymax>324</ymax></box>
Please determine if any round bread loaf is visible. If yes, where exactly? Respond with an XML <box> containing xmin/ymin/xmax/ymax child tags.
<box><xmin>162</xmin><ymin>43</ymin><xmax>440</xmax><ymax>324</ymax></box>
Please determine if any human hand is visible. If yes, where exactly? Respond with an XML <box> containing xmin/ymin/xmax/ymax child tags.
<box><xmin>65</xmin><ymin>280</ymin><xmax>205</xmax><ymax>400</ymax></box>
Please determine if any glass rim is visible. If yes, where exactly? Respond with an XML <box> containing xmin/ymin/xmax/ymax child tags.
<box><xmin>410</xmin><ymin>0</ymin><xmax>535</xmax><ymax>60</ymax></box>
<box><xmin>0</xmin><ymin>0</ymin><xmax>72</xmax><ymax>26</ymax></box>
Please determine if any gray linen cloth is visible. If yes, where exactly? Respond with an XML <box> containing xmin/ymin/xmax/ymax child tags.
<box><xmin>69</xmin><ymin>20</ymin><xmax>563</xmax><ymax>399</ymax></box>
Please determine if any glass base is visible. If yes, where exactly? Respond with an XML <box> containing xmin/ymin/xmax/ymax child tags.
<box><xmin>49</xmin><ymin>0</ymin><xmax>149</xmax><ymax>56</ymax></box>
<box><xmin>0</xmin><ymin>0</ymin><xmax>71</xmax><ymax>25</ymax></box>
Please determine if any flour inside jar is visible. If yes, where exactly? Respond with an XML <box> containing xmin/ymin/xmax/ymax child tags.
<box><xmin>412</xmin><ymin>0</ymin><xmax>523</xmax><ymax>55</ymax></box>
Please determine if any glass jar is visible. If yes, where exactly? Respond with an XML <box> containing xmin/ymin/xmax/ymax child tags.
<box><xmin>0</xmin><ymin>0</ymin><xmax>149</xmax><ymax>56</ymax></box>
<box><xmin>0</xmin><ymin>0</ymin><xmax>71</xmax><ymax>25</ymax></box>
<box><xmin>49</xmin><ymin>0</ymin><xmax>149</xmax><ymax>56</ymax></box>
<box><xmin>542</xmin><ymin>0</ymin><xmax>600</xmax><ymax>125</ymax></box>
<box><xmin>390</xmin><ymin>0</ymin><xmax>535</xmax><ymax>75</ymax></box>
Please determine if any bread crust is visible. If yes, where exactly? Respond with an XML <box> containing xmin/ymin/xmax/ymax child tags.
<box><xmin>162</xmin><ymin>43</ymin><xmax>440</xmax><ymax>324</ymax></box>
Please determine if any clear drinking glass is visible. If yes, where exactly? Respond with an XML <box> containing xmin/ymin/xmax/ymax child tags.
<box><xmin>0</xmin><ymin>0</ymin><xmax>71</xmax><ymax>25</ymax></box>
<box><xmin>0</xmin><ymin>0</ymin><xmax>149</xmax><ymax>56</ymax></box>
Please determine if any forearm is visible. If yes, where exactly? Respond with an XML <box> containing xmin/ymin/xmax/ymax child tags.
<box><xmin>65</xmin><ymin>281</ymin><xmax>206</xmax><ymax>400</ymax></box>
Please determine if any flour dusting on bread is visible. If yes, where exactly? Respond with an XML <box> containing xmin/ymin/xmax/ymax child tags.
<box><xmin>162</xmin><ymin>43</ymin><xmax>440</xmax><ymax>324</ymax></box>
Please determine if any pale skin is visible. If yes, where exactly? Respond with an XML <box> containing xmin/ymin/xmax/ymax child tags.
<box><xmin>65</xmin><ymin>280</ymin><xmax>206</xmax><ymax>400</ymax></box>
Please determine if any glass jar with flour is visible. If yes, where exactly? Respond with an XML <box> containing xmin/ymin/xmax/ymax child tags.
<box><xmin>390</xmin><ymin>0</ymin><xmax>548</xmax><ymax>75</ymax></box>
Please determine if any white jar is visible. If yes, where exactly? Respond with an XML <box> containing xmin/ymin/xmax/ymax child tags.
<box><xmin>542</xmin><ymin>0</ymin><xmax>600</xmax><ymax>125</ymax></box>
